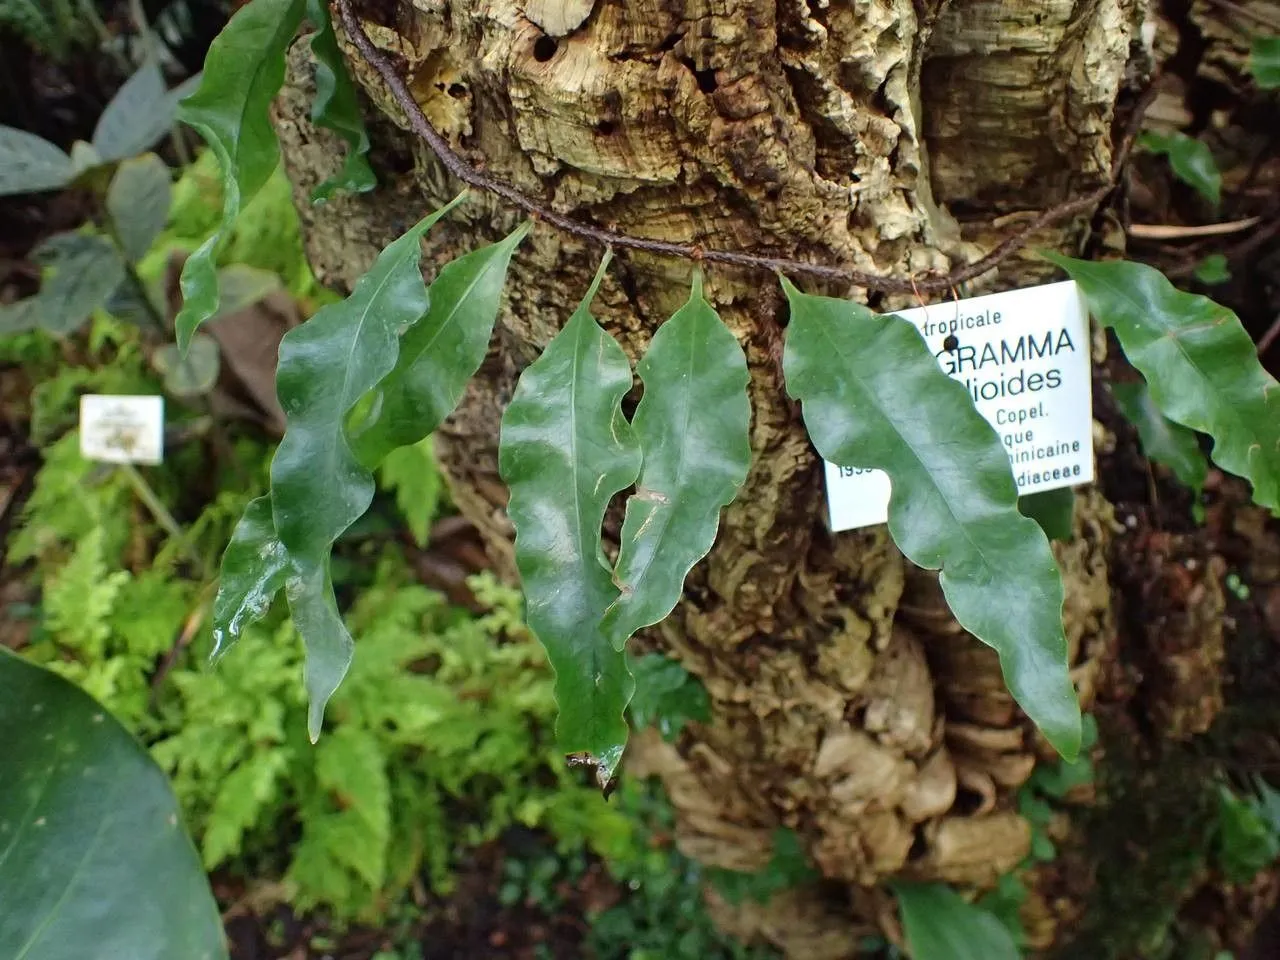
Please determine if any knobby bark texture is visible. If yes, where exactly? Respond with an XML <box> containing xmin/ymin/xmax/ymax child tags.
<box><xmin>275</xmin><ymin>0</ymin><xmax>1145</xmax><ymax>953</ymax></box>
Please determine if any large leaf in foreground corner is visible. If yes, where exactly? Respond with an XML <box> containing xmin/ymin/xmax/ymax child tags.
<box><xmin>894</xmin><ymin>882</ymin><xmax>1019</xmax><ymax>960</ymax></box>
<box><xmin>499</xmin><ymin>253</ymin><xmax>641</xmax><ymax>782</ymax></box>
<box><xmin>212</xmin><ymin>494</ymin><xmax>292</xmax><ymax>661</ymax></box>
<box><xmin>1047</xmin><ymin>254</ymin><xmax>1280</xmax><ymax>512</ymax></box>
<box><xmin>306</xmin><ymin>0</ymin><xmax>377</xmax><ymax>202</ymax></box>
<box><xmin>1112</xmin><ymin>379</ymin><xmax>1208</xmax><ymax>503</ymax></box>
<box><xmin>781</xmin><ymin>279</ymin><xmax>1080</xmax><ymax>759</ymax></box>
<box><xmin>602</xmin><ymin>272</ymin><xmax>751</xmax><ymax>651</ymax></box>
<box><xmin>352</xmin><ymin>221</ymin><xmax>531</xmax><ymax>468</ymax></box>
<box><xmin>174</xmin><ymin>0</ymin><xmax>307</xmax><ymax>349</ymax></box>
<box><xmin>0</xmin><ymin>650</ymin><xmax>227</xmax><ymax>960</ymax></box>
<box><xmin>272</xmin><ymin>203</ymin><xmax>457</xmax><ymax>739</ymax></box>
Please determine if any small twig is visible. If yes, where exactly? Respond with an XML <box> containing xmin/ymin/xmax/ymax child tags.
<box><xmin>1258</xmin><ymin>314</ymin><xmax>1280</xmax><ymax>356</ymax></box>
<box><xmin>1164</xmin><ymin>214</ymin><xmax>1280</xmax><ymax>278</ymax></box>
<box><xmin>334</xmin><ymin>0</ymin><xmax>1151</xmax><ymax>297</ymax></box>
<box><xmin>118</xmin><ymin>463</ymin><xmax>209</xmax><ymax>577</ymax></box>
<box><xmin>1128</xmin><ymin>217</ymin><xmax>1262</xmax><ymax>240</ymax></box>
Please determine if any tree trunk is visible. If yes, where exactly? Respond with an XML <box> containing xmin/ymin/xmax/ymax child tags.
<box><xmin>269</xmin><ymin>0</ymin><xmax>1227</xmax><ymax>954</ymax></box>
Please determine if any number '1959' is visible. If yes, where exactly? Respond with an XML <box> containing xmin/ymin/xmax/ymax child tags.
<box><xmin>837</xmin><ymin>466</ymin><xmax>875</xmax><ymax>478</ymax></box>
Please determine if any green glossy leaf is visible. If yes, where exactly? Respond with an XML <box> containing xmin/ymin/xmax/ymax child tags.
<box><xmin>306</xmin><ymin>0</ymin><xmax>376</xmax><ymax>202</ymax></box>
<box><xmin>0</xmin><ymin>650</ymin><xmax>228</xmax><ymax>960</ymax></box>
<box><xmin>1045</xmin><ymin>254</ymin><xmax>1280</xmax><ymax>512</ymax></box>
<box><xmin>1138</xmin><ymin>130</ymin><xmax>1222</xmax><ymax>206</ymax></box>
<box><xmin>1018</xmin><ymin>487</ymin><xmax>1075</xmax><ymax>542</ymax></box>
<box><xmin>154</xmin><ymin>332</ymin><xmax>221</xmax><ymax>397</ymax></box>
<box><xmin>1250</xmin><ymin>36</ymin><xmax>1280</xmax><ymax>89</ymax></box>
<box><xmin>602</xmin><ymin>272</ymin><xmax>750</xmax><ymax>651</ymax></box>
<box><xmin>499</xmin><ymin>253</ymin><xmax>641</xmax><ymax>781</ymax></box>
<box><xmin>174</xmin><ymin>0</ymin><xmax>307</xmax><ymax>350</ymax></box>
<box><xmin>628</xmin><ymin>652</ymin><xmax>711</xmax><ymax>742</ymax></box>
<box><xmin>211</xmin><ymin>494</ymin><xmax>290</xmax><ymax>660</ymax></box>
<box><xmin>272</xmin><ymin>202</ymin><xmax>457</xmax><ymax>739</ymax></box>
<box><xmin>894</xmin><ymin>882</ymin><xmax>1019</xmax><ymax>960</ymax></box>
<box><xmin>107</xmin><ymin>153</ymin><xmax>172</xmax><ymax>262</ymax></box>
<box><xmin>352</xmin><ymin>222</ymin><xmax>530</xmax><ymax>467</ymax></box>
<box><xmin>1113</xmin><ymin>378</ymin><xmax>1208</xmax><ymax>505</ymax></box>
<box><xmin>0</xmin><ymin>125</ymin><xmax>71</xmax><ymax>196</ymax></box>
<box><xmin>92</xmin><ymin>60</ymin><xmax>171</xmax><ymax>162</ymax></box>
<box><xmin>781</xmin><ymin>279</ymin><xmax>1080</xmax><ymax>760</ymax></box>
<box><xmin>30</xmin><ymin>233</ymin><xmax>127</xmax><ymax>336</ymax></box>
<box><xmin>1193</xmin><ymin>253</ymin><xmax>1231</xmax><ymax>286</ymax></box>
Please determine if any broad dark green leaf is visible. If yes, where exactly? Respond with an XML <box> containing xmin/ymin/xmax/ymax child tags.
<box><xmin>1251</xmin><ymin>36</ymin><xmax>1280</xmax><ymax>89</ymax></box>
<box><xmin>0</xmin><ymin>650</ymin><xmax>227</xmax><ymax>960</ymax></box>
<box><xmin>154</xmin><ymin>333</ymin><xmax>221</xmax><ymax>397</ymax></box>
<box><xmin>30</xmin><ymin>233</ymin><xmax>127</xmax><ymax>336</ymax></box>
<box><xmin>352</xmin><ymin>221</ymin><xmax>530</xmax><ymax>467</ymax></box>
<box><xmin>1113</xmin><ymin>378</ymin><xmax>1209</xmax><ymax>505</ymax></box>
<box><xmin>92</xmin><ymin>60</ymin><xmax>170</xmax><ymax>162</ymax></box>
<box><xmin>212</xmin><ymin>494</ymin><xmax>291</xmax><ymax>661</ymax></box>
<box><xmin>107</xmin><ymin>153</ymin><xmax>172</xmax><ymax>262</ymax></box>
<box><xmin>0</xmin><ymin>125</ymin><xmax>71</xmax><ymax>196</ymax></box>
<box><xmin>1018</xmin><ymin>488</ymin><xmax>1075</xmax><ymax>542</ymax></box>
<box><xmin>1046</xmin><ymin>254</ymin><xmax>1280</xmax><ymax>512</ymax></box>
<box><xmin>499</xmin><ymin>253</ymin><xmax>641</xmax><ymax>782</ymax></box>
<box><xmin>894</xmin><ymin>882</ymin><xmax>1019</xmax><ymax>960</ymax></box>
<box><xmin>781</xmin><ymin>279</ymin><xmax>1080</xmax><ymax>760</ymax></box>
<box><xmin>0</xmin><ymin>299</ymin><xmax>39</xmax><ymax>335</ymax></box>
<box><xmin>1138</xmin><ymin>130</ymin><xmax>1221</xmax><ymax>206</ymax></box>
<box><xmin>602</xmin><ymin>272</ymin><xmax>750</xmax><ymax>650</ymax></box>
<box><xmin>272</xmin><ymin>203</ymin><xmax>456</xmax><ymax>739</ymax></box>
<box><xmin>306</xmin><ymin>0</ymin><xmax>376</xmax><ymax>202</ymax></box>
<box><xmin>174</xmin><ymin>0</ymin><xmax>307</xmax><ymax>350</ymax></box>
<box><xmin>628</xmin><ymin>652</ymin><xmax>711</xmax><ymax>742</ymax></box>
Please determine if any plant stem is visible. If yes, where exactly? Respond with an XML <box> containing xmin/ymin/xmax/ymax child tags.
<box><xmin>118</xmin><ymin>463</ymin><xmax>210</xmax><ymax>579</ymax></box>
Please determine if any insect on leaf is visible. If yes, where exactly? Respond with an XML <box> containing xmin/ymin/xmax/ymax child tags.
<box><xmin>894</xmin><ymin>882</ymin><xmax>1020</xmax><ymax>960</ymax></box>
<box><xmin>174</xmin><ymin>0</ymin><xmax>308</xmax><ymax>350</ymax></box>
<box><xmin>306</xmin><ymin>0</ymin><xmax>377</xmax><ymax>202</ymax></box>
<box><xmin>1045</xmin><ymin>254</ymin><xmax>1280</xmax><ymax>513</ymax></box>
<box><xmin>0</xmin><ymin>650</ymin><xmax>228</xmax><ymax>960</ymax></box>
<box><xmin>212</xmin><ymin>494</ymin><xmax>291</xmax><ymax>662</ymax></box>
<box><xmin>499</xmin><ymin>252</ymin><xmax>641</xmax><ymax>783</ymax></box>
<box><xmin>106</xmin><ymin>153</ymin><xmax>172</xmax><ymax>263</ymax></box>
<box><xmin>781</xmin><ymin>279</ymin><xmax>1081</xmax><ymax>760</ymax></box>
<box><xmin>602</xmin><ymin>271</ymin><xmax>751</xmax><ymax>651</ymax></box>
<box><xmin>271</xmin><ymin>199</ymin><xmax>461</xmax><ymax>739</ymax></box>
<box><xmin>352</xmin><ymin>221</ymin><xmax>530</xmax><ymax>468</ymax></box>
<box><xmin>1113</xmin><ymin>378</ymin><xmax>1209</xmax><ymax>507</ymax></box>
<box><xmin>0</xmin><ymin>125</ymin><xmax>72</xmax><ymax>197</ymax></box>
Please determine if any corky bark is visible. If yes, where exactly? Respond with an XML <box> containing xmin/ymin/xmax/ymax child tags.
<box><xmin>274</xmin><ymin>1</ymin><xmax>1141</xmax><ymax>953</ymax></box>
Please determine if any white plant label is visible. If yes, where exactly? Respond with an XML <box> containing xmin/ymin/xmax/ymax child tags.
<box><xmin>79</xmin><ymin>395</ymin><xmax>165</xmax><ymax>465</ymax></box>
<box><xmin>825</xmin><ymin>280</ymin><xmax>1094</xmax><ymax>532</ymax></box>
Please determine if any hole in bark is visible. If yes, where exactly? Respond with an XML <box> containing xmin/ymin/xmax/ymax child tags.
<box><xmin>907</xmin><ymin>826</ymin><xmax>928</xmax><ymax>861</ymax></box>
<box><xmin>952</xmin><ymin>784</ymin><xmax>987</xmax><ymax>816</ymax></box>
<box><xmin>596</xmin><ymin>119</ymin><xmax>616</xmax><ymax>136</ymax></box>
<box><xmin>447</xmin><ymin>83</ymin><xmax>467</xmax><ymax>99</ymax></box>
<box><xmin>533</xmin><ymin>35</ymin><xmax>558</xmax><ymax>62</ymax></box>
<box><xmin>694</xmin><ymin>67</ymin><xmax>718</xmax><ymax>93</ymax></box>
<box><xmin>659</xmin><ymin>30</ymin><xmax>683</xmax><ymax>52</ymax></box>
<box><xmin>943</xmin><ymin>334</ymin><xmax>959</xmax><ymax>352</ymax></box>
<box><xmin>866</xmin><ymin>291</ymin><xmax>886</xmax><ymax>312</ymax></box>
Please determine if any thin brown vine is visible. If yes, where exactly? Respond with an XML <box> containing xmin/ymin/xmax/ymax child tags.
<box><xmin>334</xmin><ymin>0</ymin><xmax>1153</xmax><ymax>296</ymax></box>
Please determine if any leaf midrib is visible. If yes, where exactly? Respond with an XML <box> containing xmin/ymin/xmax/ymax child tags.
<box><xmin>806</xmin><ymin>312</ymin><xmax>1006</xmax><ymax>580</ymax></box>
<box><xmin>1086</xmin><ymin>269</ymin><xmax>1270</xmax><ymax>458</ymax></box>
